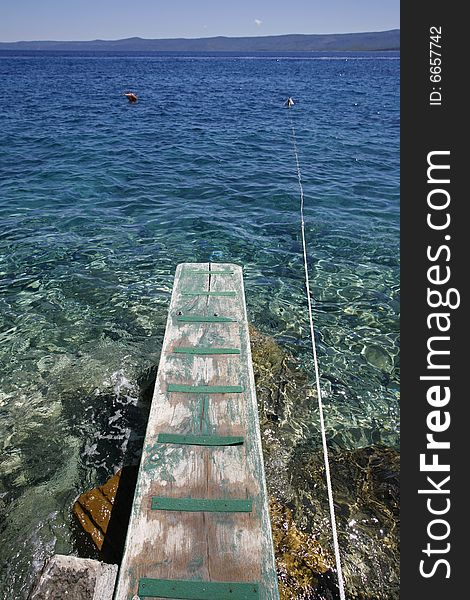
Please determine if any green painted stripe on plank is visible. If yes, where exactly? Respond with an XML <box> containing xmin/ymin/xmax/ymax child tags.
<box><xmin>173</xmin><ymin>347</ymin><xmax>240</xmax><ymax>355</ymax></box>
<box><xmin>168</xmin><ymin>384</ymin><xmax>243</xmax><ymax>393</ymax></box>
<box><xmin>180</xmin><ymin>291</ymin><xmax>236</xmax><ymax>297</ymax></box>
<box><xmin>175</xmin><ymin>315</ymin><xmax>236</xmax><ymax>323</ymax></box>
<box><xmin>151</xmin><ymin>497</ymin><xmax>253</xmax><ymax>512</ymax></box>
<box><xmin>157</xmin><ymin>433</ymin><xmax>244</xmax><ymax>446</ymax></box>
<box><xmin>184</xmin><ymin>270</ymin><xmax>235</xmax><ymax>275</ymax></box>
<box><xmin>138</xmin><ymin>578</ymin><xmax>259</xmax><ymax>599</ymax></box>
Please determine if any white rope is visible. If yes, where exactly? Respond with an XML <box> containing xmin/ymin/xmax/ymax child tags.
<box><xmin>288</xmin><ymin>109</ymin><xmax>347</xmax><ymax>600</ymax></box>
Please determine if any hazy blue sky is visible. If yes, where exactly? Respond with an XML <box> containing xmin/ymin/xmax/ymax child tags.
<box><xmin>0</xmin><ymin>0</ymin><xmax>400</xmax><ymax>42</ymax></box>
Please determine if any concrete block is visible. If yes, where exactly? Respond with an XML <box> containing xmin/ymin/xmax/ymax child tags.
<box><xmin>29</xmin><ymin>554</ymin><xmax>118</xmax><ymax>600</ymax></box>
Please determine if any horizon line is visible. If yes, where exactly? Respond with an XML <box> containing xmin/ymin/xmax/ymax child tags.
<box><xmin>0</xmin><ymin>28</ymin><xmax>400</xmax><ymax>45</ymax></box>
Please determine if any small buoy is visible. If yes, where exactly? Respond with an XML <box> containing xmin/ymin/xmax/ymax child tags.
<box><xmin>124</xmin><ymin>92</ymin><xmax>138</xmax><ymax>103</ymax></box>
<box><xmin>285</xmin><ymin>97</ymin><xmax>294</xmax><ymax>108</ymax></box>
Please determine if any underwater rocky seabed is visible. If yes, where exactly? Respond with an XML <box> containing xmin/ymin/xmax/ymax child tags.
<box><xmin>46</xmin><ymin>326</ymin><xmax>398</xmax><ymax>600</ymax></box>
<box><xmin>251</xmin><ymin>326</ymin><xmax>399</xmax><ymax>600</ymax></box>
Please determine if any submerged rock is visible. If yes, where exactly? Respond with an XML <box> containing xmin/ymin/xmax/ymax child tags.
<box><xmin>250</xmin><ymin>326</ymin><xmax>399</xmax><ymax>598</ymax></box>
<box><xmin>289</xmin><ymin>444</ymin><xmax>400</xmax><ymax>600</ymax></box>
<box><xmin>269</xmin><ymin>498</ymin><xmax>333</xmax><ymax>599</ymax></box>
<box><xmin>73</xmin><ymin>471</ymin><xmax>118</xmax><ymax>552</ymax></box>
<box><xmin>363</xmin><ymin>344</ymin><xmax>394</xmax><ymax>373</ymax></box>
<box><xmin>72</xmin><ymin>465</ymin><xmax>138</xmax><ymax>564</ymax></box>
<box><xmin>249</xmin><ymin>324</ymin><xmax>315</xmax><ymax>434</ymax></box>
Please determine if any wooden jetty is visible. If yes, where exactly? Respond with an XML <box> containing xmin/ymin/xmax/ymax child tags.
<box><xmin>114</xmin><ymin>263</ymin><xmax>279</xmax><ymax>600</ymax></box>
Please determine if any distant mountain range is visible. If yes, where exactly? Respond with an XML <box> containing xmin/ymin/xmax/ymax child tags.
<box><xmin>0</xmin><ymin>30</ymin><xmax>399</xmax><ymax>52</ymax></box>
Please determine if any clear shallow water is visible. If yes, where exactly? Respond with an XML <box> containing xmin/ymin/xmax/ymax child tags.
<box><xmin>0</xmin><ymin>51</ymin><xmax>399</xmax><ymax>598</ymax></box>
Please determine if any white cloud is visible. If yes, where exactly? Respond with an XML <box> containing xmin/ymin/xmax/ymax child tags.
<box><xmin>254</xmin><ymin>19</ymin><xmax>262</xmax><ymax>27</ymax></box>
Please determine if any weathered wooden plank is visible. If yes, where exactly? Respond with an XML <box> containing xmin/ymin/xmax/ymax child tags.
<box><xmin>114</xmin><ymin>263</ymin><xmax>279</xmax><ymax>600</ymax></box>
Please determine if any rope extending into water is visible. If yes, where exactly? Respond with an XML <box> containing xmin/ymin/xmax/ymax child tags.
<box><xmin>288</xmin><ymin>109</ymin><xmax>347</xmax><ymax>600</ymax></box>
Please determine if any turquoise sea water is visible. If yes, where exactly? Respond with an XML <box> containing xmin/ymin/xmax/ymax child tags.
<box><xmin>0</xmin><ymin>51</ymin><xmax>399</xmax><ymax>598</ymax></box>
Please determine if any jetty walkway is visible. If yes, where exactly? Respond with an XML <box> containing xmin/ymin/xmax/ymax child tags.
<box><xmin>114</xmin><ymin>263</ymin><xmax>279</xmax><ymax>600</ymax></box>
